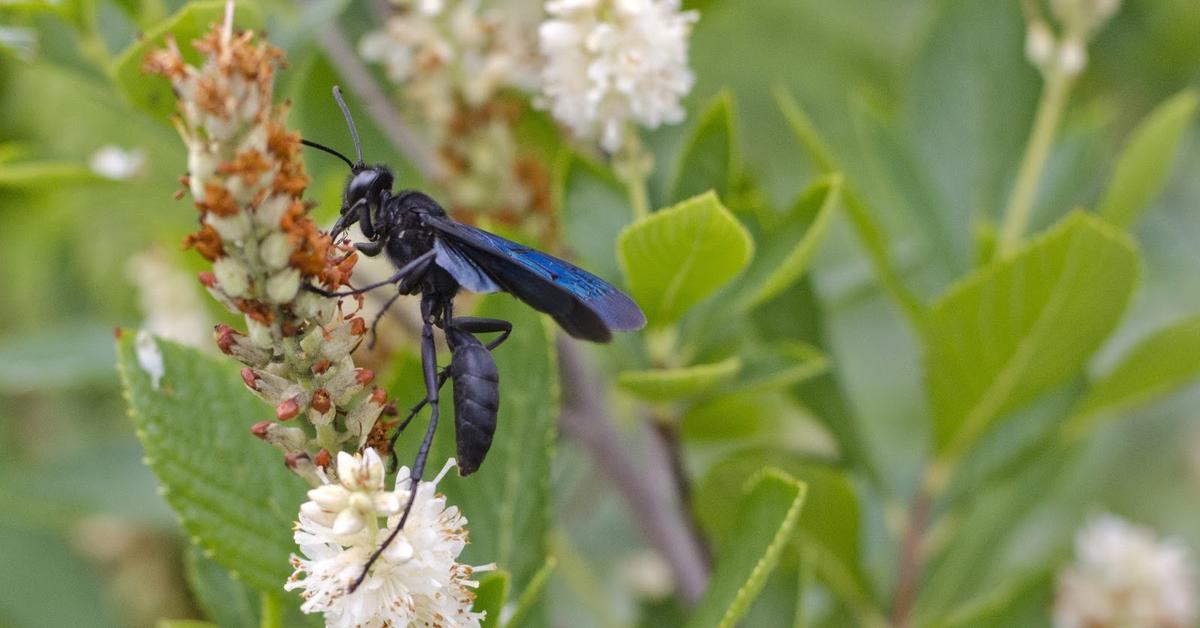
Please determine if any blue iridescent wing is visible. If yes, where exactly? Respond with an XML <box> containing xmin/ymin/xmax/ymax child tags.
<box><xmin>425</xmin><ymin>216</ymin><xmax>645</xmax><ymax>342</ymax></box>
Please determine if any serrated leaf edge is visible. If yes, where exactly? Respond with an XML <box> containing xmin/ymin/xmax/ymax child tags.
<box><xmin>716</xmin><ymin>468</ymin><xmax>807</xmax><ymax>628</ymax></box>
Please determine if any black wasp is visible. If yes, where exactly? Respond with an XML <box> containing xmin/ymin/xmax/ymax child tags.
<box><xmin>301</xmin><ymin>87</ymin><xmax>645</xmax><ymax>589</ymax></box>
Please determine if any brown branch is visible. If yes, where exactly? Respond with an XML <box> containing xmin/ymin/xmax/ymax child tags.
<box><xmin>557</xmin><ymin>336</ymin><xmax>711</xmax><ymax>606</ymax></box>
<box><xmin>890</xmin><ymin>488</ymin><xmax>933</xmax><ymax>628</ymax></box>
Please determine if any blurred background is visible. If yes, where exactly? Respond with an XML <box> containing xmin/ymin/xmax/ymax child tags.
<box><xmin>1</xmin><ymin>0</ymin><xmax>1199</xmax><ymax>626</ymax></box>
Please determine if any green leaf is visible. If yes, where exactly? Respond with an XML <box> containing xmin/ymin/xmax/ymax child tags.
<box><xmin>773</xmin><ymin>86</ymin><xmax>925</xmax><ymax>327</ymax></box>
<box><xmin>0</xmin><ymin>321</ymin><xmax>117</xmax><ymax>393</ymax></box>
<box><xmin>686</xmin><ymin>469</ymin><xmax>806</xmax><ymax>628</ymax></box>
<box><xmin>618</xmin><ymin>191</ymin><xmax>753</xmax><ymax>327</ymax></box>
<box><xmin>681</xmin><ymin>391</ymin><xmax>833</xmax><ymax>453</ymax></box>
<box><xmin>1066</xmin><ymin>315</ymin><xmax>1200</xmax><ymax>437</ymax></box>
<box><xmin>504</xmin><ymin>556</ymin><xmax>557</xmax><ymax>628</ymax></box>
<box><xmin>110</xmin><ymin>1</ymin><xmax>263</xmax><ymax>119</ymax></box>
<box><xmin>558</xmin><ymin>152</ymin><xmax>629</xmax><ymax>282</ymax></box>
<box><xmin>157</xmin><ymin>621</ymin><xmax>219</xmax><ymax>628</ymax></box>
<box><xmin>617</xmin><ymin>357</ymin><xmax>742</xmax><ymax>401</ymax></box>
<box><xmin>693</xmin><ymin>449</ymin><xmax>866</xmax><ymax>610</ymax></box>
<box><xmin>1097</xmin><ymin>89</ymin><xmax>1199</xmax><ymax>228</ymax></box>
<box><xmin>0</xmin><ymin>521</ymin><xmax>120</xmax><ymax>628</ymax></box>
<box><xmin>929</xmin><ymin>570</ymin><xmax>1054</xmax><ymax>628</ymax></box>
<box><xmin>184</xmin><ymin>543</ymin><xmax>259</xmax><ymax>628</ymax></box>
<box><xmin>473</xmin><ymin>569</ymin><xmax>510</xmax><ymax>628</ymax></box>
<box><xmin>926</xmin><ymin>212</ymin><xmax>1139</xmax><ymax>458</ymax></box>
<box><xmin>738</xmin><ymin>176</ymin><xmax>840</xmax><ymax>311</ymax></box>
<box><xmin>0</xmin><ymin>162</ymin><xmax>104</xmax><ymax>187</ymax></box>
<box><xmin>116</xmin><ymin>332</ymin><xmax>308</xmax><ymax>594</ymax></box>
<box><xmin>671</xmin><ymin>90</ymin><xmax>737</xmax><ymax>203</ymax></box>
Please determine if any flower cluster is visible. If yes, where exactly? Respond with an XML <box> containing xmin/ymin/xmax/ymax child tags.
<box><xmin>1024</xmin><ymin>0</ymin><xmax>1120</xmax><ymax>77</ymax></box>
<box><xmin>538</xmin><ymin>0</ymin><xmax>698</xmax><ymax>153</ymax></box>
<box><xmin>1054</xmin><ymin>514</ymin><xmax>1197</xmax><ymax>628</ymax></box>
<box><xmin>287</xmin><ymin>450</ymin><xmax>489</xmax><ymax>627</ymax></box>
<box><xmin>360</xmin><ymin>0</ymin><xmax>553</xmax><ymax>229</ymax></box>
<box><xmin>145</xmin><ymin>21</ymin><xmax>394</xmax><ymax>477</ymax></box>
<box><xmin>359</xmin><ymin>0</ymin><xmax>539</xmax><ymax>133</ymax></box>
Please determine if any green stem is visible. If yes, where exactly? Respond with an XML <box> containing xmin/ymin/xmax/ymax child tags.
<box><xmin>628</xmin><ymin>174</ymin><xmax>651</xmax><ymax>221</ymax></box>
<box><xmin>615</xmin><ymin>129</ymin><xmax>653</xmax><ymax>221</ymax></box>
<box><xmin>997</xmin><ymin>72</ymin><xmax>1073</xmax><ymax>257</ymax></box>
<box><xmin>259</xmin><ymin>592</ymin><xmax>283</xmax><ymax>628</ymax></box>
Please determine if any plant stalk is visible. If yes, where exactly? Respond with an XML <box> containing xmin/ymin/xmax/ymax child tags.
<box><xmin>997</xmin><ymin>71</ymin><xmax>1073</xmax><ymax>257</ymax></box>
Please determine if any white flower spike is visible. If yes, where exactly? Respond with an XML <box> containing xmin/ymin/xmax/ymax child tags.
<box><xmin>287</xmin><ymin>457</ymin><xmax>490</xmax><ymax>627</ymax></box>
<box><xmin>1054</xmin><ymin>514</ymin><xmax>1197</xmax><ymax>628</ymax></box>
<box><xmin>538</xmin><ymin>0</ymin><xmax>699</xmax><ymax>152</ymax></box>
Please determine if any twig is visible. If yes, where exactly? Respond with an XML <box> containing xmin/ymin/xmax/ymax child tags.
<box><xmin>557</xmin><ymin>336</ymin><xmax>711</xmax><ymax>606</ymax></box>
<box><xmin>310</xmin><ymin>20</ymin><xmax>445</xmax><ymax>183</ymax></box>
<box><xmin>890</xmin><ymin>488</ymin><xmax>933</xmax><ymax>628</ymax></box>
<box><xmin>651</xmin><ymin>418</ymin><xmax>712</xmax><ymax>565</ymax></box>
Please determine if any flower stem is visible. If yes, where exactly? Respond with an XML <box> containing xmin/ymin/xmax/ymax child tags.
<box><xmin>259</xmin><ymin>592</ymin><xmax>283</xmax><ymax>628</ymax></box>
<box><xmin>615</xmin><ymin>130</ymin><xmax>653</xmax><ymax>221</ymax></box>
<box><xmin>997</xmin><ymin>71</ymin><xmax>1073</xmax><ymax>258</ymax></box>
<box><xmin>628</xmin><ymin>174</ymin><xmax>651</xmax><ymax>221</ymax></box>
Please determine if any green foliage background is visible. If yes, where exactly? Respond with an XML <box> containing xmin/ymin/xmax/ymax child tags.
<box><xmin>1</xmin><ymin>0</ymin><xmax>1200</xmax><ymax>626</ymax></box>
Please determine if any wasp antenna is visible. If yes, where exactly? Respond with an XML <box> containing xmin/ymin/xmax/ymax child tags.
<box><xmin>332</xmin><ymin>86</ymin><xmax>364</xmax><ymax>167</ymax></box>
<box><xmin>300</xmin><ymin>138</ymin><xmax>355</xmax><ymax>169</ymax></box>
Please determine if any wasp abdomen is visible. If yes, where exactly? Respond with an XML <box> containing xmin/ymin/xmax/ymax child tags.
<box><xmin>446</xmin><ymin>329</ymin><xmax>499</xmax><ymax>476</ymax></box>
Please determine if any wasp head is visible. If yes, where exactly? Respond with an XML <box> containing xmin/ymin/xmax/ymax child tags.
<box><xmin>331</xmin><ymin>165</ymin><xmax>393</xmax><ymax>238</ymax></box>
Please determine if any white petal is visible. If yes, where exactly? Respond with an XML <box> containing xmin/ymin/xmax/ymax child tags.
<box><xmin>373</xmin><ymin>492</ymin><xmax>401</xmax><ymax>516</ymax></box>
<box><xmin>336</xmin><ymin>451</ymin><xmax>359</xmax><ymax>487</ymax></box>
<box><xmin>308</xmin><ymin>485</ymin><xmax>349</xmax><ymax>511</ymax></box>
<box><xmin>332</xmin><ymin>507</ymin><xmax>365</xmax><ymax>536</ymax></box>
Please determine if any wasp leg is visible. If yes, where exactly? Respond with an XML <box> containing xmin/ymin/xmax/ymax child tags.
<box><xmin>351</xmin><ymin>308</ymin><xmax>441</xmax><ymax>593</ymax></box>
<box><xmin>367</xmin><ymin>290</ymin><xmax>404</xmax><ymax>351</ymax></box>
<box><xmin>386</xmin><ymin>367</ymin><xmax>450</xmax><ymax>473</ymax></box>
<box><xmin>304</xmin><ymin>249</ymin><xmax>435</xmax><ymax>297</ymax></box>
<box><xmin>448</xmin><ymin>316</ymin><xmax>513</xmax><ymax>350</ymax></box>
<box><xmin>355</xmin><ymin>240</ymin><xmax>385</xmax><ymax>257</ymax></box>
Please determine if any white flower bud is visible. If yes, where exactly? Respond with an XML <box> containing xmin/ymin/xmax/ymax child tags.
<box><xmin>227</xmin><ymin>173</ymin><xmax>269</xmax><ymax>206</ymax></box>
<box><xmin>188</xmin><ymin>149</ymin><xmax>218</xmax><ymax>198</ymax></box>
<box><xmin>207</xmin><ymin>212</ymin><xmax>252</xmax><ymax>243</ymax></box>
<box><xmin>246</xmin><ymin>317</ymin><xmax>274</xmax><ymax>349</ymax></box>
<box><xmin>244</xmin><ymin>367</ymin><xmax>300</xmax><ymax>405</ymax></box>
<box><xmin>322</xmin><ymin>358</ymin><xmax>364</xmax><ymax>404</ymax></box>
<box><xmin>1025</xmin><ymin>21</ymin><xmax>1057</xmax><ymax>70</ymax></box>
<box><xmin>372</xmin><ymin>492</ymin><xmax>401</xmax><ymax>517</ymax></box>
<box><xmin>205</xmin><ymin>114</ymin><xmax>238</xmax><ymax>143</ymax></box>
<box><xmin>212</xmin><ymin>256</ymin><xmax>250</xmax><ymax>298</ymax></box>
<box><xmin>345</xmin><ymin>391</ymin><xmax>386</xmax><ymax>449</ymax></box>
<box><xmin>299</xmin><ymin>323</ymin><xmax>325</xmax><ymax>356</ymax></box>
<box><xmin>259</xmin><ymin>232</ymin><xmax>294</xmax><ymax>270</ymax></box>
<box><xmin>203</xmin><ymin>283</ymin><xmax>240</xmax><ymax>314</ymax></box>
<box><xmin>332</xmin><ymin>507</ymin><xmax>365</xmax><ymax>536</ymax></box>
<box><xmin>320</xmin><ymin>320</ymin><xmax>358</xmax><ymax>363</ymax></box>
<box><xmin>238</xmin><ymin>124</ymin><xmax>268</xmax><ymax>156</ymax></box>
<box><xmin>265</xmin><ymin>268</ymin><xmax>301</xmax><ymax>303</ymax></box>
<box><xmin>255</xmin><ymin>195</ymin><xmax>291</xmax><ymax>228</ymax></box>
<box><xmin>300</xmin><ymin>499</ymin><xmax>335</xmax><ymax>527</ymax></box>
<box><xmin>1058</xmin><ymin>38</ymin><xmax>1087</xmax><ymax>77</ymax></box>
<box><xmin>293</xmin><ymin>290</ymin><xmax>337</xmax><ymax>324</ymax></box>
<box><xmin>309</xmin><ymin>485</ymin><xmax>349</xmax><ymax>512</ymax></box>
<box><xmin>262</xmin><ymin>422</ymin><xmax>308</xmax><ymax>452</ymax></box>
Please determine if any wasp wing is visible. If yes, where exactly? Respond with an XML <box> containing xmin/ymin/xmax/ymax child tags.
<box><xmin>426</xmin><ymin>216</ymin><xmax>645</xmax><ymax>342</ymax></box>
